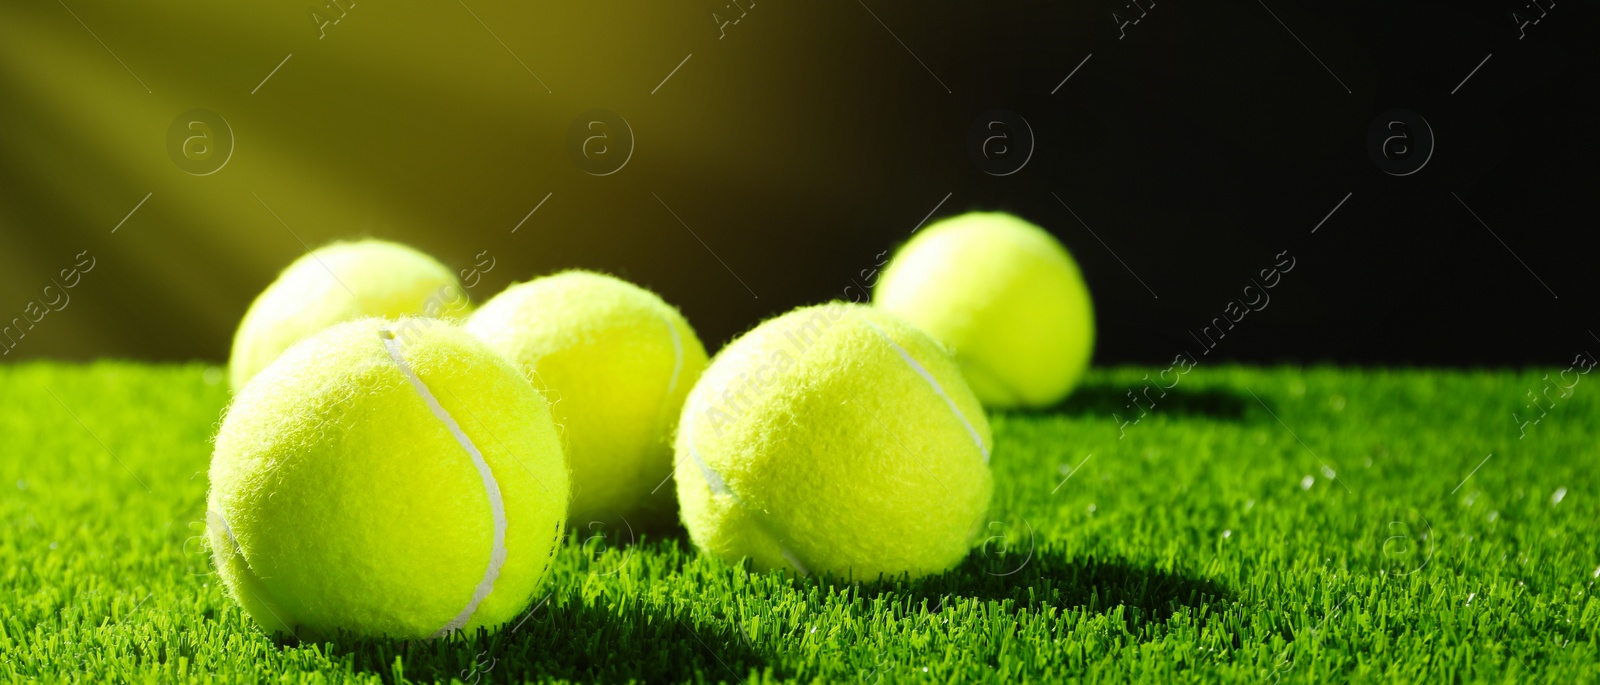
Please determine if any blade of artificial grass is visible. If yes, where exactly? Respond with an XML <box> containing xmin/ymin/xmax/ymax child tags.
<box><xmin>2</xmin><ymin>362</ymin><xmax>1595</xmax><ymax>683</ymax></box>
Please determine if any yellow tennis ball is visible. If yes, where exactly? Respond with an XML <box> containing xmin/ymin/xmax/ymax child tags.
<box><xmin>207</xmin><ymin>317</ymin><xmax>568</xmax><ymax>640</ymax></box>
<box><xmin>675</xmin><ymin>303</ymin><xmax>993</xmax><ymax>580</ymax></box>
<box><xmin>228</xmin><ymin>239</ymin><xmax>470</xmax><ymax>391</ymax></box>
<box><xmin>465</xmin><ymin>271</ymin><xmax>708</xmax><ymax>528</ymax></box>
<box><xmin>875</xmin><ymin>212</ymin><xmax>1095</xmax><ymax>409</ymax></box>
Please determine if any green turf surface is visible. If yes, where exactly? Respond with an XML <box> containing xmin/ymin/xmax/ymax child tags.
<box><xmin>3</xmin><ymin>362</ymin><xmax>1596</xmax><ymax>683</ymax></box>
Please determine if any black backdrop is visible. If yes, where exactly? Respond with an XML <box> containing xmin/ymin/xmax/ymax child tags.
<box><xmin>0</xmin><ymin>0</ymin><xmax>1594</xmax><ymax>366</ymax></box>
<box><xmin>853</xmin><ymin>0</ymin><xmax>1598</xmax><ymax>366</ymax></box>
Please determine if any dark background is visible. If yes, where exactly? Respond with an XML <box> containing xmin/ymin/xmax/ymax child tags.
<box><xmin>1</xmin><ymin>0</ymin><xmax>1594</xmax><ymax>366</ymax></box>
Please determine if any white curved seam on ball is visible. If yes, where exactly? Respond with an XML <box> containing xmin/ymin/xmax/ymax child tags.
<box><xmin>664</xmin><ymin>316</ymin><xmax>685</xmax><ymax>396</ymax></box>
<box><xmin>209</xmin><ymin>508</ymin><xmax>299</xmax><ymax>636</ymax></box>
<box><xmin>379</xmin><ymin>328</ymin><xmax>509</xmax><ymax>639</ymax></box>
<box><xmin>684</xmin><ymin>420</ymin><xmax>810</xmax><ymax>576</ymax></box>
<box><xmin>683</xmin><ymin>420</ymin><xmax>736</xmax><ymax>500</ymax></box>
<box><xmin>861</xmin><ymin>321</ymin><xmax>990</xmax><ymax>463</ymax></box>
<box><xmin>208</xmin><ymin>508</ymin><xmax>243</xmax><ymax>553</ymax></box>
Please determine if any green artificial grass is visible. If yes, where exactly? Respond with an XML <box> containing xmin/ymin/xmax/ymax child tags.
<box><xmin>2</xmin><ymin>362</ymin><xmax>1597</xmax><ymax>683</ymax></box>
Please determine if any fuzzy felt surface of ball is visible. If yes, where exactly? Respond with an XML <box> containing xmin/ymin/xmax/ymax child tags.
<box><xmin>228</xmin><ymin>239</ymin><xmax>469</xmax><ymax>391</ymax></box>
<box><xmin>465</xmin><ymin>271</ymin><xmax>707</xmax><ymax>529</ymax></box>
<box><xmin>207</xmin><ymin>317</ymin><xmax>568</xmax><ymax>640</ymax></box>
<box><xmin>674</xmin><ymin>302</ymin><xmax>993</xmax><ymax>581</ymax></box>
<box><xmin>874</xmin><ymin>212</ymin><xmax>1095</xmax><ymax>409</ymax></box>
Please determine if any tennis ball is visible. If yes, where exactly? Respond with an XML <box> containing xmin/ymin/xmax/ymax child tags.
<box><xmin>874</xmin><ymin>212</ymin><xmax>1095</xmax><ymax>409</ymax></box>
<box><xmin>207</xmin><ymin>317</ymin><xmax>569</xmax><ymax>640</ymax></box>
<box><xmin>228</xmin><ymin>239</ymin><xmax>470</xmax><ymax>391</ymax></box>
<box><xmin>675</xmin><ymin>302</ymin><xmax>993</xmax><ymax>580</ymax></box>
<box><xmin>465</xmin><ymin>271</ymin><xmax>707</xmax><ymax>528</ymax></box>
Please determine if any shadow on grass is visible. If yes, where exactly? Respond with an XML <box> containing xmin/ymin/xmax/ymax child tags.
<box><xmin>1026</xmin><ymin>381</ymin><xmax>1251</xmax><ymax>422</ymax></box>
<box><xmin>871</xmin><ymin>549</ymin><xmax>1234</xmax><ymax>629</ymax></box>
<box><xmin>299</xmin><ymin>548</ymin><xmax>1227</xmax><ymax>682</ymax></box>
<box><xmin>298</xmin><ymin>532</ymin><xmax>755</xmax><ymax>684</ymax></box>
<box><xmin>309</xmin><ymin>590</ymin><xmax>764</xmax><ymax>684</ymax></box>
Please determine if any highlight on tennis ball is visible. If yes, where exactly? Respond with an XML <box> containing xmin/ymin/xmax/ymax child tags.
<box><xmin>206</xmin><ymin>317</ymin><xmax>569</xmax><ymax>640</ymax></box>
<box><xmin>674</xmin><ymin>302</ymin><xmax>994</xmax><ymax>581</ymax></box>
<box><xmin>227</xmin><ymin>238</ymin><xmax>471</xmax><ymax>391</ymax></box>
<box><xmin>465</xmin><ymin>270</ymin><xmax>708</xmax><ymax>529</ymax></box>
<box><xmin>874</xmin><ymin>211</ymin><xmax>1095</xmax><ymax>409</ymax></box>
